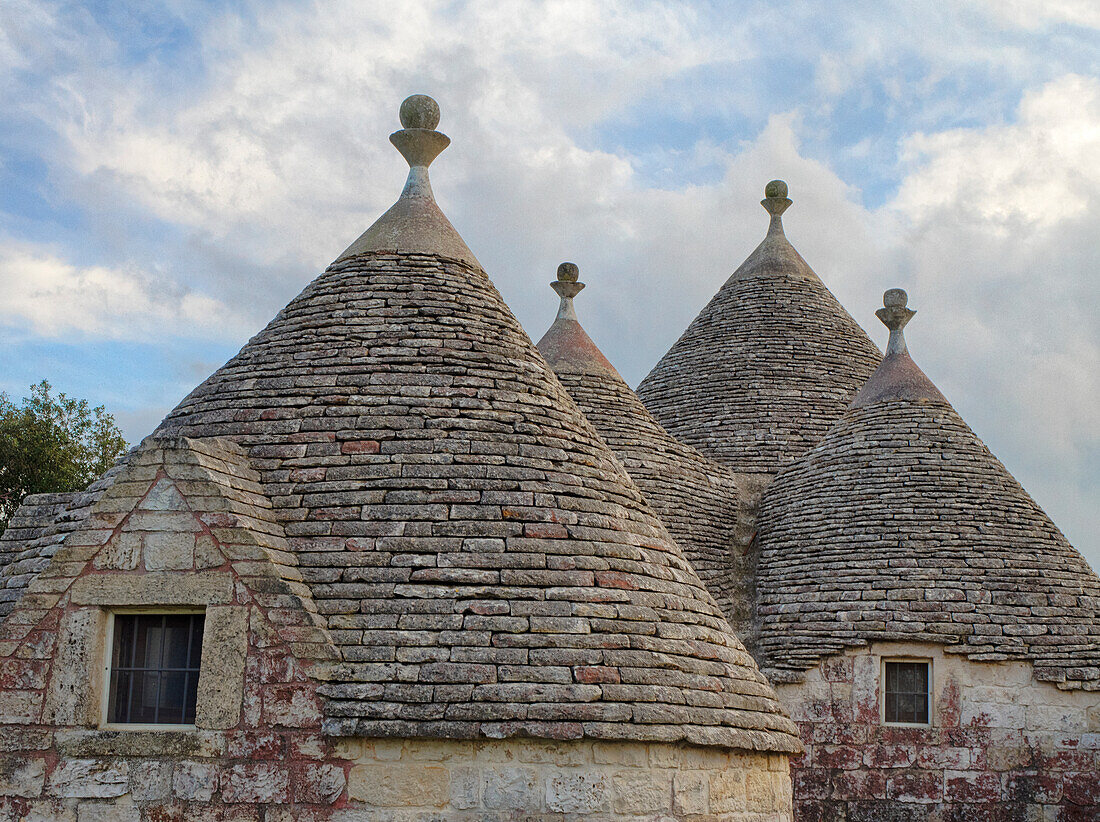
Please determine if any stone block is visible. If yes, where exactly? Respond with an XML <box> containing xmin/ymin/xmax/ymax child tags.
<box><xmin>194</xmin><ymin>534</ymin><xmax>224</xmax><ymax>569</ymax></box>
<box><xmin>76</xmin><ymin>799</ymin><xmax>140</xmax><ymax>822</ymax></box>
<box><xmin>944</xmin><ymin>770</ymin><xmax>1001</xmax><ymax>803</ymax></box>
<box><xmin>962</xmin><ymin>700</ymin><xmax>1025</xmax><ymax>729</ymax></box>
<box><xmin>94</xmin><ymin>533</ymin><xmax>141</xmax><ymax>571</ymax></box>
<box><xmin>709</xmin><ymin>768</ymin><xmax>747</xmax><ymax>812</ymax></box>
<box><xmin>544</xmin><ymin>771</ymin><xmax>609</xmax><ymax>813</ymax></box>
<box><xmin>290</xmin><ymin>763</ymin><xmax>345</xmax><ymax>804</ymax></box>
<box><xmin>141</xmin><ymin>478</ymin><xmax>187</xmax><ymax>511</ymax></box>
<box><xmin>262</xmin><ymin>685</ymin><xmax>320</xmax><ymax>728</ymax></box>
<box><xmin>124</xmin><ymin>512</ymin><xmax>200</xmax><ymax>533</ymax></box>
<box><xmin>23</xmin><ymin>800</ymin><xmax>76</xmax><ymax>822</ymax></box>
<box><xmin>592</xmin><ymin>742</ymin><xmax>647</xmax><ymax>767</ymax></box>
<box><xmin>672</xmin><ymin>771</ymin><xmax>708</xmax><ymax>815</ymax></box>
<box><xmin>449</xmin><ymin>765</ymin><xmax>479</xmax><ymax>809</ymax></box>
<box><xmin>47</xmin><ymin>759</ymin><xmax>128</xmax><ymax>799</ymax></box>
<box><xmin>886</xmin><ymin>771</ymin><xmax>942</xmax><ymax>803</ymax></box>
<box><xmin>128</xmin><ymin>761</ymin><xmax>172</xmax><ymax>801</ymax></box>
<box><xmin>173</xmin><ymin>760</ymin><xmax>219</xmax><ymax>801</ymax></box>
<box><xmin>0</xmin><ymin>690</ymin><xmax>43</xmax><ymax>725</ymax></box>
<box><xmin>0</xmin><ymin>756</ymin><xmax>45</xmax><ymax>798</ymax></box>
<box><xmin>220</xmin><ymin>762</ymin><xmax>289</xmax><ymax>803</ymax></box>
<box><xmin>1026</xmin><ymin>704</ymin><xmax>1085</xmax><ymax>732</ymax></box>
<box><xmin>611</xmin><ymin>770</ymin><xmax>672</xmax><ymax>814</ymax></box>
<box><xmin>70</xmin><ymin>572</ymin><xmax>232</xmax><ymax>606</ymax></box>
<box><xmin>196</xmin><ymin>606</ymin><xmax>248</xmax><ymax>730</ymax></box>
<box><xmin>347</xmin><ymin>763</ymin><xmax>449</xmax><ymax>807</ymax></box>
<box><xmin>482</xmin><ymin>766</ymin><xmax>539</xmax><ymax>810</ymax></box>
<box><xmin>43</xmin><ymin>609</ymin><xmax>106</xmax><ymax>726</ymax></box>
<box><xmin>144</xmin><ymin>531</ymin><xmax>196</xmax><ymax>570</ymax></box>
<box><xmin>746</xmin><ymin>770</ymin><xmax>782</xmax><ymax>810</ymax></box>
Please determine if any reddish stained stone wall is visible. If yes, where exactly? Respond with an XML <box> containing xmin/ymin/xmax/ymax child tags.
<box><xmin>0</xmin><ymin>442</ymin><xmax>349</xmax><ymax>820</ymax></box>
<box><xmin>775</xmin><ymin>642</ymin><xmax>1100</xmax><ymax>822</ymax></box>
<box><xmin>0</xmin><ymin>611</ymin><xmax>348</xmax><ymax>820</ymax></box>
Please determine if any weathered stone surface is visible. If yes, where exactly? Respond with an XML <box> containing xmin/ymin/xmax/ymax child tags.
<box><xmin>536</xmin><ymin>278</ymin><xmax>748</xmax><ymax>634</ymax></box>
<box><xmin>43</xmin><ymin>608</ymin><xmax>105</xmax><ymax>726</ymax></box>
<box><xmin>196</xmin><ymin>605</ymin><xmax>248</xmax><ymax>729</ymax></box>
<box><xmin>637</xmin><ymin>188</ymin><xmax>881</xmax><ymax>474</ymax></box>
<box><xmin>70</xmin><ymin>572</ymin><xmax>233</xmax><ymax>607</ymax></box>
<box><xmin>0</xmin><ymin>756</ymin><xmax>46</xmax><ymax>797</ymax></box>
<box><xmin>47</xmin><ymin>759</ymin><xmax>128</xmax><ymax>799</ymax></box>
<box><xmin>142</xmin><ymin>531</ymin><xmax>195</xmax><ymax>570</ymax></box>
<box><xmin>779</xmin><ymin>642</ymin><xmax>1100</xmax><ymax>820</ymax></box>
<box><xmin>149</xmin><ymin>244</ymin><xmax>798</xmax><ymax>748</ymax></box>
<box><xmin>755</xmin><ymin>351</ymin><xmax>1100</xmax><ymax>682</ymax></box>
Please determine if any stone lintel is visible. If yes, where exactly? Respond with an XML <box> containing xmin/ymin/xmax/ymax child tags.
<box><xmin>70</xmin><ymin>572</ymin><xmax>233</xmax><ymax>607</ymax></box>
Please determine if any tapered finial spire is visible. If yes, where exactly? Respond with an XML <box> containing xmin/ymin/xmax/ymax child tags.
<box><xmin>551</xmin><ymin>262</ymin><xmax>585</xmax><ymax>321</ymax></box>
<box><xmin>336</xmin><ymin>94</ymin><xmax>480</xmax><ymax>266</ymax></box>
<box><xmin>877</xmin><ymin>288</ymin><xmax>916</xmax><ymax>356</ymax></box>
<box><xmin>850</xmin><ymin>287</ymin><xmax>947</xmax><ymax>408</ymax></box>
<box><xmin>390</xmin><ymin>94</ymin><xmax>450</xmax><ymax>198</ymax></box>
<box><xmin>761</xmin><ymin>179</ymin><xmax>792</xmax><ymax>236</ymax></box>
<box><xmin>537</xmin><ymin>262</ymin><xmax>617</xmax><ymax>375</ymax></box>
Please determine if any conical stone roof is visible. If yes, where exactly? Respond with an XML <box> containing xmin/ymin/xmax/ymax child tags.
<box><xmin>155</xmin><ymin>98</ymin><xmax>799</xmax><ymax>750</ymax></box>
<box><xmin>536</xmin><ymin>264</ymin><xmax>749</xmax><ymax>631</ymax></box>
<box><xmin>755</xmin><ymin>290</ymin><xmax>1100</xmax><ymax>688</ymax></box>
<box><xmin>637</xmin><ymin>180</ymin><xmax>882</xmax><ymax>474</ymax></box>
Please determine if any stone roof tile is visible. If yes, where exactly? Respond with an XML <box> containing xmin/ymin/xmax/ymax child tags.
<box><xmin>637</xmin><ymin>180</ymin><xmax>882</xmax><ymax>474</ymax></box>
<box><xmin>755</xmin><ymin>290</ymin><xmax>1100</xmax><ymax>688</ymax></box>
<box><xmin>536</xmin><ymin>264</ymin><xmax>751</xmax><ymax>633</ymax></box>
<box><xmin>149</xmin><ymin>99</ymin><xmax>800</xmax><ymax>751</ymax></box>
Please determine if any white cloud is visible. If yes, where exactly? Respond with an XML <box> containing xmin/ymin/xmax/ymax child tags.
<box><xmin>894</xmin><ymin>75</ymin><xmax>1100</xmax><ymax>229</ymax></box>
<box><xmin>977</xmin><ymin>0</ymin><xmax>1100</xmax><ymax>30</ymax></box>
<box><xmin>0</xmin><ymin>243</ymin><xmax>239</xmax><ymax>340</ymax></box>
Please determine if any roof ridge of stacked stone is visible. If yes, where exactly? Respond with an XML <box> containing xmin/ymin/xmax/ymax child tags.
<box><xmin>536</xmin><ymin>263</ymin><xmax>751</xmax><ymax>633</ymax></box>
<box><xmin>755</xmin><ymin>289</ymin><xmax>1100</xmax><ymax>688</ymax></box>
<box><xmin>145</xmin><ymin>96</ymin><xmax>800</xmax><ymax>750</ymax></box>
<box><xmin>636</xmin><ymin>180</ymin><xmax>883</xmax><ymax>475</ymax></box>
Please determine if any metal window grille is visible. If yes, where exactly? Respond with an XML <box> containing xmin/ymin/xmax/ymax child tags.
<box><xmin>107</xmin><ymin>614</ymin><xmax>204</xmax><ymax>724</ymax></box>
<box><xmin>884</xmin><ymin>661</ymin><xmax>929</xmax><ymax>724</ymax></box>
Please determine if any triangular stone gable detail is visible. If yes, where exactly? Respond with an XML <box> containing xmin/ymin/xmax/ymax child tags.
<box><xmin>0</xmin><ymin>436</ymin><xmax>339</xmax><ymax>734</ymax></box>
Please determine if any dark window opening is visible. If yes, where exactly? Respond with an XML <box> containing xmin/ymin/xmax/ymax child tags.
<box><xmin>884</xmin><ymin>660</ymin><xmax>930</xmax><ymax>724</ymax></box>
<box><xmin>107</xmin><ymin>613</ymin><xmax>204</xmax><ymax>725</ymax></box>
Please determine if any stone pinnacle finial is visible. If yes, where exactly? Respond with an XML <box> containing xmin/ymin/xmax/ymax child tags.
<box><xmin>557</xmin><ymin>262</ymin><xmax>580</xmax><ymax>283</ymax></box>
<box><xmin>876</xmin><ymin>288</ymin><xmax>916</xmax><ymax>356</ymax></box>
<box><xmin>761</xmin><ymin>179</ymin><xmax>792</xmax><ymax>233</ymax></box>
<box><xmin>400</xmin><ymin>95</ymin><xmax>441</xmax><ymax>129</ymax></box>
<box><xmin>551</xmin><ymin>262</ymin><xmax>585</xmax><ymax>318</ymax></box>
<box><xmin>390</xmin><ymin>95</ymin><xmax>450</xmax><ymax>171</ymax></box>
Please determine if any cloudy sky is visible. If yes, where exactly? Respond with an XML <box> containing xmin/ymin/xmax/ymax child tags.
<box><xmin>1</xmin><ymin>1</ymin><xmax>1097</xmax><ymax>570</ymax></box>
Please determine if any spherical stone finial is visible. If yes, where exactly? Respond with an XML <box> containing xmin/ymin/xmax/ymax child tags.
<box><xmin>883</xmin><ymin>288</ymin><xmax>908</xmax><ymax>309</ymax></box>
<box><xmin>557</xmin><ymin>262</ymin><xmax>580</xmax><ymax>283</ymax></box>
<box><xmin>765</xmin><ymin>180</ymin><xmax>788</xmax><ymax>199</ymax></box>
<box><xmin>400</xmin><ymin>95</ymin><xmax>441</xmax><ymax>130</ymax></box>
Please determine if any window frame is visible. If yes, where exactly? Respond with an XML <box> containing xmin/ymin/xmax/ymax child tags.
<box><xmin>100</xmin><ymin>607</ymin><xmax>207</xmax><ymax>731</ymax></box>
<box><xmin>880</xmin><ymin>657</ymin><xmax>933</xmax><ymax>727</ymax></box>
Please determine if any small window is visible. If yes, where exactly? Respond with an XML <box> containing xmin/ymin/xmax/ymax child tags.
<box><xmin>883</xmin><ymin>660</ymin><xmax>930</xmax><ymax>725</ymax></box>
<box><xmin>107</xmin><ymin>613</ymin><xmax>204</xmax><ymax>725</ymax></box>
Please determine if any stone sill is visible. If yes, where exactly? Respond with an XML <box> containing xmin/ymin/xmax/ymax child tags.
<box><xmin>55</xmin><ymin>728</ymin><xmax>214</xmax><ymax>758</ymax></box>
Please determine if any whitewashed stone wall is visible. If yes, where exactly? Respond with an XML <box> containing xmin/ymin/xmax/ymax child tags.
<box><xmin>774</xmin><ymin>642</ymin><xmax>1100</xmax><ymax>821</ymax></box>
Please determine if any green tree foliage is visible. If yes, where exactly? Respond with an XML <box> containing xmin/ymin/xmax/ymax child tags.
<box><xmin>0</xmin><ymin>381</ymin><xmax>128</xmax><ymax>534</ymax></box>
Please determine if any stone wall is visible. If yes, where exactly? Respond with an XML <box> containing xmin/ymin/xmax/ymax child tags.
<box><xmin>776</xmin><ymin>642</ymin><xmax>1100</xmax><ymax>821</ymax></box>
<box><xmin>0</xmin><ymin>734</ymin><xmax>791</xmax><ymax>821</ymax></box>
<box><xmin>336</xmin><ymin>738</ymin><xmax>791</xmax><ymax>820</ymax></box>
